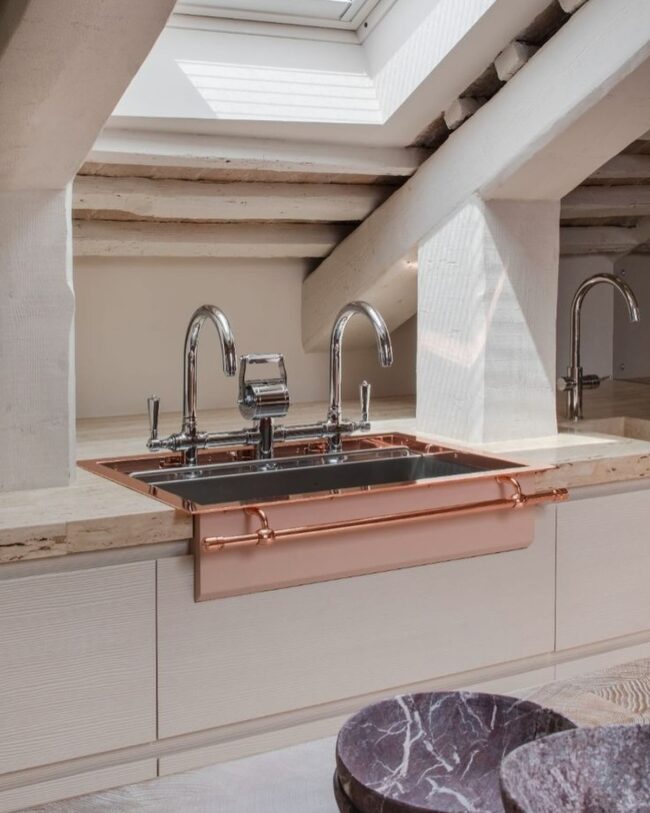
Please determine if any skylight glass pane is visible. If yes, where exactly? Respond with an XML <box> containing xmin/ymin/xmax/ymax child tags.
<box><xmin>176</xmin><ymin>0</ymin><xmax>353</xmax><ymax>21</ymax></box>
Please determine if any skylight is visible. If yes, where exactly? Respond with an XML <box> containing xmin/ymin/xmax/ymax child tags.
<box><xmin>174</xmin><ymin>0</ymin><xmax>384</xmax><ymax>28</ymax></box>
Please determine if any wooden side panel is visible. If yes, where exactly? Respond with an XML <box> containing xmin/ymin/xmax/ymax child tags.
<box><xmin>158</xmin><ymin>507</ymin><xmax>555</xmax><ymax>738</ymax></box>
<box><xmin>557</xmin><ymin>490</ymin><xmax>650</xmax><ymax>650</ymax></box>
<box><xmin>0</xmin><ymin>562</ymin><xmax>156</xmax><ymax>774</ymax></box>
<box><xmin>0</xmin><ymin>760</ymin><xmax>156</xmax><ymax>813</ymax></box>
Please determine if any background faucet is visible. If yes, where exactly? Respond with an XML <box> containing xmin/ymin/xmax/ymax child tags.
<box><xmin>558</xmin><ymin>274</ymin><xmax>640</xmax><ymax>421</ymax></box>
<box><xmin>327</xmin><ymin>301</ymin><xmax>393</xmax><ymax>452</ymax></box>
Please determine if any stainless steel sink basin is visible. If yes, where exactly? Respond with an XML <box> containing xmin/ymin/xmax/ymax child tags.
<box><xmin>131</xmin><ymin>445</ymin><xmax>515</xmax><ymax>507</ymax></box>
<box><xmin>79</xmin><ymin>433</ymin><xmax>526</xmax><ymax>513</ymax></box>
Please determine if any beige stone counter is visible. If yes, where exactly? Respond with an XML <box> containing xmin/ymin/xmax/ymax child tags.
<box><xmin>3</xmin><ymin>381</ymin><xmax>650</xmax><ymax>565</ymax></box>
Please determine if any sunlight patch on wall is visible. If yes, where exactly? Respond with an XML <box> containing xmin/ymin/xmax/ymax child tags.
<box><xmin>176</xmin><ymin>60</ymin><xmax>382</xmax><ymax>123</ymax></box>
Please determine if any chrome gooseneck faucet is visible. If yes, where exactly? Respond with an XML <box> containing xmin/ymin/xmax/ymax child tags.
<box><xmin>558</xmin><ymin>274</ymin><xmax>640</xmax><ymax>421</ymax></box>
<box><xmin>327</xmin><ymin>301</ymin><xmax>393</xmax><ymax>452</ymax></box>
<box><xmin>147</xmin><ymin>305</ymin><xmax>238</xmax><ymax>464</ymax></box>
<box><xmin>147</xmin><ymin>300</ymin><xmax>393</xmax><ymax>463</ymax></box>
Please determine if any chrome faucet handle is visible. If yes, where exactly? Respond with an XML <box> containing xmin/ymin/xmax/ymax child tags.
<box><xmin>556</xmin><ymin>376</ymin><xmax>575</xmax><ymax>393</ymax></box>
<box><xmin>582</xmin><ymin>374</ymin><xmax>609</xmax><ymax>390</ymax></box>
<box><xmin>147</xmin><ymin>395</ymin><xmax>160</xmax><ymax>443</ymax></box>
<box><xmin>360</xmin><ymin>380</ymin><xmax>371</xmax><ymax>426</ymax></box>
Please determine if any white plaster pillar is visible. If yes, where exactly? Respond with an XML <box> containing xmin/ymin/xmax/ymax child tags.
<box><xmin>0</xmin><ymin>188</ymin><xmax>75</xmax><ymax>490</ymax></box>
<box><xmin>417</xmin><ymin>196</ymin><xmax>560</xmax><ymax>443</ymax></box>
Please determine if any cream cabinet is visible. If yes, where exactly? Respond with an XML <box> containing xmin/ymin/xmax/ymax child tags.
<box><xmin>0</xmin><ymin>562</ymin><xmax>156</xmax><ymax>775</ymax></box>
<box><xmin>556</xmin><ymin>488</ymin><xmax>650</xmax><ymax>650</ymax></box>
<box><xmin>157</xmin><ymin>507</ymin><xmax>556</xmax><ymax>739</ymax></box>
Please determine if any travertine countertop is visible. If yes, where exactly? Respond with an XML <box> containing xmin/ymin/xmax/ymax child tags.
<box><xmin>3</xmin><ymin>381</ymin><xmax>650</xmax><ymax>565</ymax></box>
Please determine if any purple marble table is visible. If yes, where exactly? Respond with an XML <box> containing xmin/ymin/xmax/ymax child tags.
<box><xmin>500</xmin><ymin>723</ymin><xmax>650</xmax><ymax>812</ymax></box>
<box><xmin>336</xmin><ymin>691</ymin><xmax>575</xmax><ymax>813</ymax></box>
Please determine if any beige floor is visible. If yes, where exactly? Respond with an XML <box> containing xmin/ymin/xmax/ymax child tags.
<box><xmin>25</xmin><ymin>657</ymin><xmax>650</xmax><ymax>813</ymax></box>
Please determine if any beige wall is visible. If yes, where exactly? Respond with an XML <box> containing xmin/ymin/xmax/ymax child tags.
<box><xmin>74</xmin><ymin>258</ymin><xmax>415</xmax><ymax>419</ymax></box>
<box><xmin>613</xmin><ymin>254</ymin><xmax>650</xmax><ymax>379</ymax></box>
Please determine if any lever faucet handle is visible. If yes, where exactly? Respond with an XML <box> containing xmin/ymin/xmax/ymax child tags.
<box><xmin>147</xmin><ymin>395</ymin><xmax>160</xmax><ymax>442</ymax></box>
<box><xmin>360</xmin><ymin>380</ymin><xmax>371</xmax><ymax>425</ymax></box>
<box><xmin>582</xmin><ymin>374</ymin><xmax>608</xmax><ymax>391</ymax></box>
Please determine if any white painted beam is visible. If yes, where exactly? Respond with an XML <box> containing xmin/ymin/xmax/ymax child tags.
<box><xmin>0</xmin><ymin>1</ymin><xmax>176</xmax><ymax>189</ymax></box>
<box><xmin>562</xmin><ymin>186</ymin><xmax>650</xmax><ymax>218</ymax></box>
<box><xmin>73</xmin><ymin>221</ymin><xmax>346</xmax><ymax>258</ymax></box>
<box><xmin>560</xmin><ymin>226</ymin><xmax>641</xmax><ymax>255</ymax></box>
<box><xmin>444</xmin><ymin>99</ymin><xmax>481</xmax><ymax>132</ymax></box>
<box><xmin>88</xmin><ymin>130</ymin><xmax>428</xmax><ymax>179</ymax></box>
<box><xmin>418</xmin><ymin>198</ymin><xmax>559</xmax><ymax>442</ymax></box>
<box><xmin>73</xmin><ymin>176</ymin><xmax>390</xmax><ymax>223</ymax></box>
<box><xmin>613</xmin><ymin>217</ymin><xmax>650</xmax><ymax>260</ymax></box>
<box><xmin>589</xmin><ymin>154</ymin><xmax>650</xmax><ymax>183</ymax></box>
<box><xmin>0</xmin><ymin>190</ymin><xmax>75</xmax><ymax>490</ymax></box>
<box><xmin>0</xmin><ymin>1</ymin><xmax>176</xmax><ymax>491</ymax></box>
<box><xmin>303</xmin><ymin>0</ymin><xmax>650</xmax><ymax>349</ymax></box>
<box><xmin>494</xmin><ymin>41</ymin><xmax>538</xmax><ymax>82</ymax></box>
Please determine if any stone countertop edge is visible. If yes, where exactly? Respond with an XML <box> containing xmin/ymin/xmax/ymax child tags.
<box><xmin>3</xmin><ymin>397</ymin><xmax>650</xmax><ymax>565</ymax></box>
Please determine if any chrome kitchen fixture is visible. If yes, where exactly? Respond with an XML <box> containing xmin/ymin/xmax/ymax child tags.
<box><xmin>327</xmin><ymin>301</ymin><xmax>393</xmax><ymax>453</ymax></box>
<box><xmin>146</xmin><ymin>300</ymin><xmax>394</xmax><ymax>462</ymax></box>
<box><xmin>558</xmin><ymin>274</ymin><xmax>640</xmax><ymax>421</ymax></box>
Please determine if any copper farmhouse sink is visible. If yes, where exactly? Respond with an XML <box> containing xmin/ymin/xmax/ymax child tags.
<box><xmin>80</xmin><ymin>433</ymin><xmax>567</xmax><ymax>601</ymax></box>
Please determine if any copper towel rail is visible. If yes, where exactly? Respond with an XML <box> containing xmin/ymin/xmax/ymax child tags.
<box><xmin>202</xmin><ymin>477</ymin><xmax>568</xmax><ymax>552</ymax></box>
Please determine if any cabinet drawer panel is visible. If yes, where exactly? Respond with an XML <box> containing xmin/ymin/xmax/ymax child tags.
<box><xmin>0</xmin><ymin>562</ymin><xmax>156</xmax><ymax>774</ymax></box>
<box><xmin>158</xmin><ymin>507</ymin><xmax>555</xmax><ymax>738</ymax></box>
<box><xmin>557</xmin><ymin>491</ymin><xmax>650</xmax><ymax>650</ymax></box>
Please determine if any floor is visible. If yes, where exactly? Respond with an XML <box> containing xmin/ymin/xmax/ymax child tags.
<box><xmin>25</xmin><ymin>657</ymin><xmax>650</xmax><ymax>813</ymax></box>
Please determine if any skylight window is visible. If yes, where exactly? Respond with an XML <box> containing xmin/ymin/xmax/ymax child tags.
<box><xmin>174</xmin><ymin>0</ymin><xmax>384</xmax><ymax>28</ymax></box>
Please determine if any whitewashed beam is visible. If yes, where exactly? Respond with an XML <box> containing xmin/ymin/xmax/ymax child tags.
<box><xmin>303</xmin><ymin>0</ymin><xmax>650</xmax><ymax>350</ymax></box>
<box><xmin>88</xmin><ymin>130</ymin><xmax>428</xmax><ymax>179</ymax></box>
<box><xmin>560</xmin><ymin>226</ymin><xmax>641</xmax><ymax>255</ymax></box>
<box><xmin>73</xmin><ymin>221</ymin><xmax>346</xmax><ymax>258</ymax></box>
<box><xmin>589</xmin><ymin>154</ymin><xmax>650</xmax><ymax>183</ymax></box>
<box><xmin>613</xmin><ymin>217</ymin><xmax>650</xmax><ymax>260</ymax></box>
<box><xmin>444</xmin><ymin>98</ymin><xmax>480</xmax><ymax>131</ymax></box>
<box><xmin>418</xmin><ymin>198</ymin><xmax>559</xmax><ymax>443</ymax></box>
<box><xmin>494</xmin><ymin>42</ymin><xmax>538</xmax><ymax>82</ymax></box>
<box><xmin>562</xmin><ymin>185</ymin><xmax>650</xmax><ymax>218</ymax></box>
<box><xmin>73</xmin><ymin>176</ymin><xmax>390</xmax><ymax>223</ymax></box>
<box><xmin>0</xmin><ymin>1</ymin><xmax>176</xmax><ymax>190</ymax></box>
<box><xmin>0</xmin><ymin>1</ymin><xmax>175</xmax><ymax>492</ymax></box>
<box><xmin>0</xmin><ymin>190</ymin><xmax>75</xmax><ymax>490</ymax></box>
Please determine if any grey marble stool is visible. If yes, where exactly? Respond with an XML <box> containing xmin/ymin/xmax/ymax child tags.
<box><xmin>500</xmin><ymin>723</ymin><xmax>650</xmax><ymax>812</ymax></box>
<box><xmin>335</xmin><ymin>692</ymin><xmax>575</xmax><ymax>813</ymax></box>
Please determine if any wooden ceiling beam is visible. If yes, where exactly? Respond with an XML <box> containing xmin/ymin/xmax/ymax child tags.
<box><xmin>73</xmin><ymin>221</ymin><xmax>347</xmax><ymax>258</ymax></box>
<box><xmin>73</xmin><ymin>176</ymin><xmax>391</xmax><ymax>223</ymax></box>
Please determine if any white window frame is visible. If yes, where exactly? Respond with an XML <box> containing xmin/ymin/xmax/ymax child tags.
<box><xmin>174</xmin><ymin>0</ymin><xmax>386</xmax><ymax>29</ymax></box>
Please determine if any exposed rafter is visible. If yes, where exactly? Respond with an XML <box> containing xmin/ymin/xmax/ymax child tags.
<box><xmin>74</xmin><ymin>221</ymin><xmax>347</xmax><ymax>258</ymax></box>
<box><xmin>73</xmin><ymin>176</ymin><xmax>392</xmax><ymax>223</ymax></box>
<box><xmin>562</xmin><ymin>186</ymin><xmax>650</xmax><ymax>219</ymax></box>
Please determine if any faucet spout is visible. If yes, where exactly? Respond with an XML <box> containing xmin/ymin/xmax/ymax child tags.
<box><xmin>182</xmin><ymin>305</ymin><xmax>237</xmax><ymax>453</ymax></box>
<box><xmin>327</xmin><ymin>301</ymin><xmax>393</xmax><ymax>439</ymax></box>
<box><xmin>565</xmin><ymin>273</ymin><xmax>640</xmax><ymax>421</ymax></box>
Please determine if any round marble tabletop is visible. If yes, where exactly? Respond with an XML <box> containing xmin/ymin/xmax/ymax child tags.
<box><xmin>336</xmin><ymin>691</ymin><xmax>575</xmax><ymax>813</ymax></box>
<box><xmin>500</xmin><ymin>723</ymin><xmax>650</xmax><ymax>813</ymax></box>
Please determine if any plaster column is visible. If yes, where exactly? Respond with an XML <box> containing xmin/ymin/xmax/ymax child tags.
<box><xmin>0</xmin><ymin>189</ymin><xmax>75</xmax><ymax>490</ymax></box>
<box><xmin>417</xmin><ymin>196</ymin><xmax>559</xmax><ymax>443</ymax></box>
